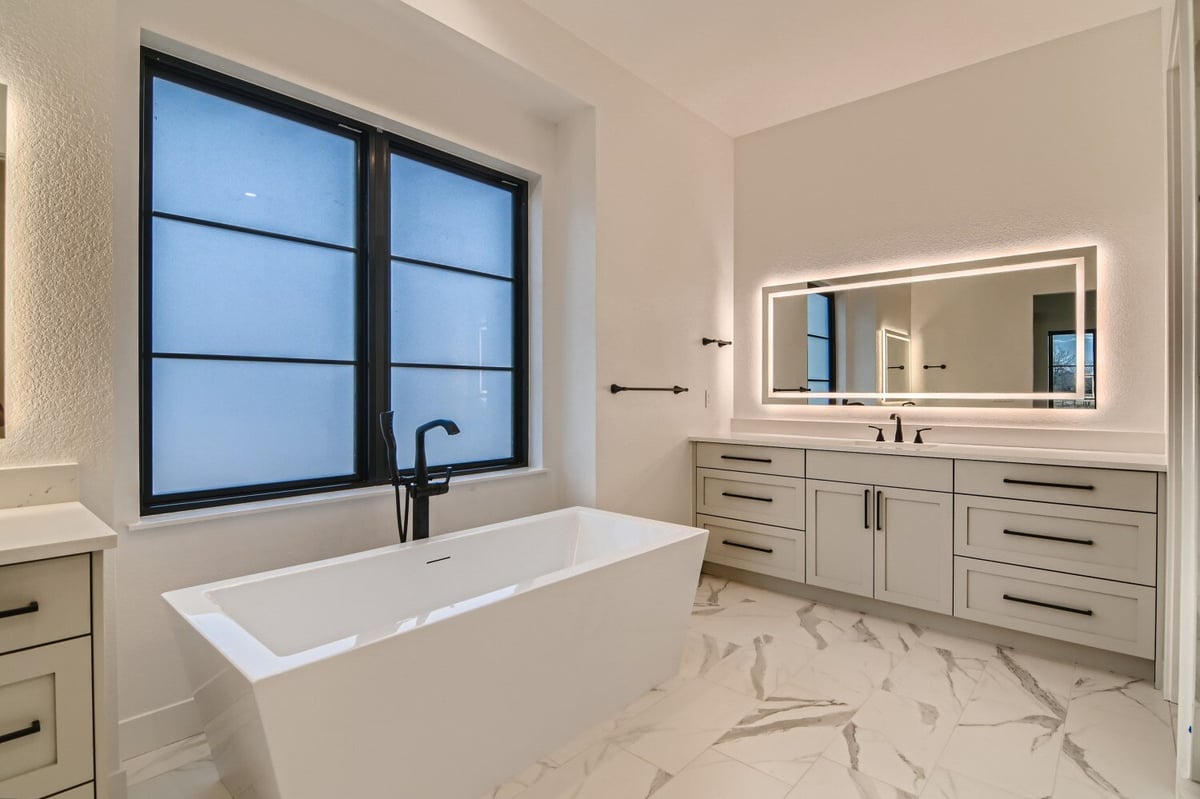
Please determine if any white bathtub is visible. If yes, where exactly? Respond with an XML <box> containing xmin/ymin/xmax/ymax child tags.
<box><xmin>163</xmin><ymin>506</ymin><xmax>707</xmax><ymax>799</ymax></box>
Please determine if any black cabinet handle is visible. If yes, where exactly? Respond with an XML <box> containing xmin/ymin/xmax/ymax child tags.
<box><xmin>722</xmin><ymin>540</ymin><xmax>774</xmax><ymax>554</ymax></box>
<box><xmin>0</xmin><ymin>601</ymin><xmax>39</xmax><ymax>620</ymax></box>
<box><xmin>721</xmin><ymin>492</ymin><xmax>773</xmax><ymax>503</ymax></box>
<box><xmin>1003</xmin><ymin>529</ymin><xmax>1094</xmax><ymax>546</ymax></box>
<box><xmin>720</xmin><ymin>455</ymin><xmax>772</xmax><ymax>464</ymax></box>
<box><xmin>863</xmin><ymin>488</ymin><xmax>871</xmax><ymax>529</ymax></box>
<box><xmin>0</xmin><ymin>719</ymin><xmax>41</xmax><ymax>746</ymax></box>
<box><xmin>875</xmin><ymin>490</ymin><xmax>883</xmax><ymax>531</ymax></box>
<box><xmin>1003</xmin><ymin>478</ymin><xmax>1094</xmax><ymax>491</ymax></box>
<box><xmin>1002</xmin><ymin>593</ymin><xmax>1093</xmax><ymax>616</ymax></box>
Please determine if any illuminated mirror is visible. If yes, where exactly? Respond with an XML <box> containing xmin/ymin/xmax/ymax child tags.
<box><xmin>1</xmin><ymin>83</ymin><xmax>6</xmax><ymax>433</ymax></box>
<box><xmin>763</xmin><ymin>247</ymin><xmax>1098</xmax><ymax>408</ymax></box>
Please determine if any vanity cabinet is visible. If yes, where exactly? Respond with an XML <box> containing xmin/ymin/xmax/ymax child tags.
<box><xmin>806</xmin><ymin>451</ymin><xmax>953</xmax><ymax>614</ymax></box>
<box><xmin>694</xmin><ymin>443</ymin><xmax>805</xmax><ymax>582</ymax></box>
<box><xmin>0</xmin><ymin>498</ymin><xmax>117</xmax><ymax>799</ymax></box>
<box><xmin>693</xmin><ymin>438</ymin><xmax>1164</xmax><ymax>666</ymax></box>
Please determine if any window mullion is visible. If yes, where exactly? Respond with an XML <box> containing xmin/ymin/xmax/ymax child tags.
<box><xmin>365</xmin><ymin>130</ymin><xmax>393</xmax><ymax>484</ymax></box>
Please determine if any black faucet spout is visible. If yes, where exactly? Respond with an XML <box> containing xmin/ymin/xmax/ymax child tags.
<box><xmin>411</xmin><ymin>419</ymin><xmax>461</xmax><ymax>540</ymax></box>
<box><xmin>889</xmin><ymin>413</ymin><xmax>904</xmax><ymax>443</ymax></box>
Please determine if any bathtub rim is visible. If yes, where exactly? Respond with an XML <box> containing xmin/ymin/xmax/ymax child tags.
<box><xmin>162</xmin><ymin>505</ymin><xmax>706</xmax><ymax>683</ymax></box>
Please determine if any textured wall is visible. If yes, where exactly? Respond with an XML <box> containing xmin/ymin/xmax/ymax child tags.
<box><xmin>734</xmin><ymin>12</ymin><xmax>1166</xmax><ymax>446</ymax></box>
<box><xmin>0</xmin><ymin>0</ymin><xmax>116</xmax><ymax>518</ymax></box>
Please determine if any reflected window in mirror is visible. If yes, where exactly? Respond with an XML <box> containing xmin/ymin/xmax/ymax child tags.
<box><xmin>1049</xmin><ymin>330</ymin><xmax>1096</xmax><ymax>409</ymax></box>
<box><xmin>807</xmin><ymin>293</ymin><xmax>834</xmax><ymax>404</ymax></box>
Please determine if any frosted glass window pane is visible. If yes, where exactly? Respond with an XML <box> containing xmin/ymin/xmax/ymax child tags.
<box><xmin>807</xmin><ymin>295</ymin><xmax>830</xmax><ymax>336</ymax></box>
<box><xmin>808</xmin><ymin>338</ymin><xmax>831</xmax><ymax>381</ymax></box>
<box><xmin>391</xmin><ymin>155</ymin><xmax>513</xmax><ymax>277</ymax></box>
<box><xmin>391</xmin><ymin>263</ymin><xmax>512</xmax><ymax>367</ymax></box>
<box><xmin>388</xmin><ymin>368</ymin><xmax>513</xmax><ymax>468</ymax></box>
<box><xmin>152</xmin><ymin>218</ymin><xmax>356</xmax><ymax>360</ymax></box>
<box><xmin>152</xmin><ymin>359</ymin><xmax>355</xmax><ymax>495</ymax></box>
<box><xmin>152</xmin><ymin>78</ymin><xmax>357</xmax><ymax>247</ymax></box>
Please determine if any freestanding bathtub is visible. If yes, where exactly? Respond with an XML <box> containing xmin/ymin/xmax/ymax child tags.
<box><xmin>163</xmin><ymin>507</ymin><xmax>707</xmax><ymax>799</ymax></box>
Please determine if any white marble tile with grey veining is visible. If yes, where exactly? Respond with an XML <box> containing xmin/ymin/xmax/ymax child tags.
<box><xmin>785</xmin><ymin>757</ymin><xmax>917</xmax><ymax>799</ymax></box>
<box><xmin>512</xmin><ymin>741</ymin><xmax>669</xmax><ymax>799</ymax></box>
<box><xmin>936</xmin><ymin>649</ymin><xmax>1071</xmax><ymax>798</ymax></box>
<box><xmin>823</xmin><ymin>687</ymin><xmax>957</xmax><ymax>795</ymax></box>
<box><xmin>1069</xmin><ymin>664</ymin><xmax>1172</xmax><ymax>727</ymax></box>
<box><xmin>1054</xmin><ymin>697</ymin><xmax>1176</xmax><ymax>799</ymax></box>
<box><xmin>702</xmin><ymin>632</ymin><xmax>818</xmax><ymax>700</ymax></box>
<box><xmin>921</xmin><ymin>766</ymin><xmax>1026</xmax><ymax>798</ymax></box>
<box><xmin>647</xmin><ymin>748</ymin><xmax>791</xmax><ymax>799</ymax></box>
<box><xmin>883</xmin><ymin>640</ymin><xmax>987</xmax><ymax>715</ymax></box>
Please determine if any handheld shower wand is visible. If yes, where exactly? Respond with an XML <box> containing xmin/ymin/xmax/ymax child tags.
<box><xmin>379</xmin><ymin>411</ymin><xmax>410</xmax><ymax>543</ymax></box>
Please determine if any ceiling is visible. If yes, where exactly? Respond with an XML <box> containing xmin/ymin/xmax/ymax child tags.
<box><xmin>517</xmin><ymin>0</ymin><xmax>1164</xmax><ymax>136</ymax></box>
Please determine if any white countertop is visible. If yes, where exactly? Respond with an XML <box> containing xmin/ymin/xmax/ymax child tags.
<box><xmin>0</xmin><ymin>501</ymin><xmax>118</xmax><ymax>566</ymax></box>
<box><xmin>691</xmin><ymin>434</ymin><xmax>1167</xmax><ymax>472</ymax></box>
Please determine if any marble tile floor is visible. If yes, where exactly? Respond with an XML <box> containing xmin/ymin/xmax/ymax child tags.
<box><xmin>124</xmin><ymin>575</ymin><xmax>1178</xmax><ymax>799</ymax></box>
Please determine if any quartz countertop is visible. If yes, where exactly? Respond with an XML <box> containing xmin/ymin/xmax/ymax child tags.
<box><xmin>0</xmin><ymin>501</ymin><xmax>118</xmax><ymax>566</ymax></box>
<box><xmin>691</xmin><ymin>433</ymin><xmax>1167</xmax><ymax>472</ymax></box>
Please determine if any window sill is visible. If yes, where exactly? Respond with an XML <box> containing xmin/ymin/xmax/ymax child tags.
<box><xmin>127</xmin><ymin>466</ymin><xmax>548</xmax><ymax>532</ymax></box>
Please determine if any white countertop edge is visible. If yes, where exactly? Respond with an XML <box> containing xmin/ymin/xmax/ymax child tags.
<box><xmin>0</xmin><ymin>502</ymin><xmax>118</xmax><ymax>566</ymax></box>
<box><xmin>128</xmin><ymin>467</ymin><xmax>550</xmax><ymax>532</ymax></box>
<box><xmin>690</xmin><ymin>434</ymin><xmax>1167</xmax><ymax>472</ymax></box>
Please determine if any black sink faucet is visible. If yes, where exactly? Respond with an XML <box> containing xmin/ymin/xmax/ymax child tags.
<box><xmin>889</xmin><ymin>413</ymin><xmax>904</xmax><ymax>443</ymax></box>
<box><xmin>410</xmin><ymin>419</ymin><xmax>460</xmax><ymax>540</ymax></box>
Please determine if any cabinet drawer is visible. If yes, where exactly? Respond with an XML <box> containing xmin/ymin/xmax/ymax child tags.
<box><xmin>807</xmin><ymin>450</ymin><xmax>952</xmax><ymax>492</ymax></box>
<box><xmin>697</xmin><ymin>515</ymin><xmax>803</xmax><ymax>582</ymax></box>
<box><xmin>0</xmin><ymin>555</ymin><xmax>90</xmax><ymax>656</ymax></box>
<box><xmin>954</xmin><ymin>460</ymin><xmax>1157</xmax><ymax>512</ymax></box>
<box><xmin>696</xmin><ymin>469</ymin><xmax>805</xmax><ymax>529</ymax></box>
<box><xmin>49</xmin><ymin>785</ymin><xmax>94</xmax><ymax>799</ymax></box>
<box><xmin>696</xmin><ymin>443</ymin><xmax>805</xmax><ymax>478</ymax></box>
<box><xmin>953</xmin><ymin>557</ymin><xmax>1155</xmax><ymax>659</ymax></box>
<box><xmin>0</xmin><ymin>637</ymin><xmax>94</xmax><ymax>798</ymax></box>
<box><xmin>954</xmin><ymin>496</ymin><xmax>1156</xmax><ymax>586</ymax></box>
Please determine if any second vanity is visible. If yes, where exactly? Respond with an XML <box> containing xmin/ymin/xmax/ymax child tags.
<box><xmin>693</xmin><ymin>435</ymin><xmax>1166</xmax><ymax>672</ymax></box>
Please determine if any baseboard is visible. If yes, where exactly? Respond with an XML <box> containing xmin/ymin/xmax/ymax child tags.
<box><xmin>704</xmin><ymin>562</ymin><xmax>1156</xmax><ymax>682</ymax></box>
<box><xmin>119</xmin><ymin>697</ymin><xmax>200</xmax><ymax>761</ymax></box>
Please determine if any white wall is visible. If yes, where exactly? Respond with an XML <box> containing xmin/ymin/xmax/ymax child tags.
<box><xmin>734</xmin><ymin>11</ymin><xmax>1166</xmax><ymax>450</ymax></box>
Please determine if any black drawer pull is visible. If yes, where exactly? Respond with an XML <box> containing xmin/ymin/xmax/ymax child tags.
<box><xmin>722</xmin><ymin>540</ymin><xmax>774</xmax><ymax>554</ymax></box>
<box><xmin>720</xmin><ymin>455</ymin><xmax>772</xmax><ymax>464</ymax></box>
<box><xmin>1003</xmin><ymin>529</ymin><xmax>1094</xmax><ymax>546</ymax></box>
<box><xmin>863</xmin><ymin>488</ymin><xmax>871</xmax><ymax>529</ymax></box>
<box><xmin>0</xmin><ymin>601</ymin><xmax>39</xmax><ymax>620</ymax></box>
<box><xmin>875</xmin><ymin>490</ymin><xmax>883</xmax><ymax>531</ymax></box>
<box><xmin>1003</xmin><ymin>478</ymin><xmax>1095</xmax><ymax>491</ymax></box>
<box><xmin>0</xmin><ymin>720</ymin><xmax>41</xmax><ymax>746</ymax></box>
<box><xmin>721</xmin><ymin>492</ymin><xmax>773</xmax><ymax>503</ymax></box>
<box><xmin>1002</xmin><ymin>593</ymin><xmax>1093</xmax><ymax>616</ymax></box>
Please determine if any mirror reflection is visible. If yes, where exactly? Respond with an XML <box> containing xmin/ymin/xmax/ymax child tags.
<box><xmin>1</xmin><ymin>83</ymin><xmax>6</xmax><ymax>433</ymax></box>
<box><xmin>764</xmin><ymin>247</ymin><xmax>1097</xmax><ymax>408</ymax></box>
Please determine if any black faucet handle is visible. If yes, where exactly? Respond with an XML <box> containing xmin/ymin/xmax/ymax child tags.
<box><xmin>914</xmin><ymin>428</ymin><xmax>933</xmax><ymax>445</ymax></box>
<box><xmin>867</xmin><ymin>425</ymin><xmax>885</xmax><ymax>442</ymax></box>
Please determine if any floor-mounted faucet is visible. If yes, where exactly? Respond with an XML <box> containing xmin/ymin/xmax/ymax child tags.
<box><xmin>379</xmin><ymin>412</ymin><xmax>461</xmax><ymax>542</ymax></box>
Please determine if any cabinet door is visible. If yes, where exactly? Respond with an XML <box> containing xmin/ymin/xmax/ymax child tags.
<box><xmin>806</xmin><ymin>479</ymin><xmax>874</xmax><ymax>597</ymax></box>
<box><xmin>874</xmin><ymin>487</ymin><xmax>953</xmax><ymax>614</ymax></box>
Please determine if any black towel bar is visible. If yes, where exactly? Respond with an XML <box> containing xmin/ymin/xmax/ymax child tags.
<box><xmin>610</xmin><ymin>384</ymin><xmax>688</xmax><ymax>394</ymax></box>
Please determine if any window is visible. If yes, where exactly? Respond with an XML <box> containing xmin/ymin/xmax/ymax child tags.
<box><xmin>140</xmin><ymin>51</ymin><xmax>527</xmax><ymax>514</ymax></box>
<box><xmin>1048</xmin><ymin>330</ymin><xmax>1095</xmax><ymax>409</ymax></box>
<box><xmin>806</xmin><ymin>293</ymin><xmax>835</xmax><ymax>404</ymax></box>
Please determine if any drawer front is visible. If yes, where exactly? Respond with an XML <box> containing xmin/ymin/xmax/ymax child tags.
<box><xmin>0</xmin><ymin>555</ymin><xmax>90</xmax><ymax>656</ymax></box>
<box><xmin>954</xmin><ymin>460</ymin><xmax>1157</xmax><ymax>512</ymax></box>
<box><xmin>49</xmin><ymin>785</ymin><xmax>94</xmax><ymax>799</ymax></box>
<box><xmin>696</xmin><ymin>469</ymin><xmax>805</xmax><ymax>529</ymax></box>
<box><xmin>0</xmin><ymin>637</ymin><xmax>94</xmax><ymax>798</ymax></box>
<box><xmin>955</xmin><ymin>496</ymin><xmax>1156</xmax><ymax>586</ymax></box>
<box><xmin>698</xmin><ymin>515</ymin><xmax>803</xmax><ymax>582</ymax></box>
<box><xmin>696</xmin><ymin>443</ymin><xmax>805</xmax><ymax>478</ymax></box>
<box><xmin>953</xmin><ymin>557</ymin><xmax>1155</xmax><ymax>659</ymax></box>
<box><xmin>807</xmin><ymin>450</ymin><xmax>952</xmax><ymax>492</ymax></box>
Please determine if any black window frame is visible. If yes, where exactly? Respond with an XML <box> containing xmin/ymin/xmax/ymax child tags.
<box><xmin>806</xmin><ymin>291</ymin><xmax>836</xmax><ymax>404</ymax></box>
<box><xmin>139</xmin><ymin>50</ymin><xmax>528</xmax><ymax>515</ymax></box>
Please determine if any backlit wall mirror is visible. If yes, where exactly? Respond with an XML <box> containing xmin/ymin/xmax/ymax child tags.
<box><xmin>763</xmin><ymin>246</ymin><xmax>1097</xmax><ymax>408</ymax></box>
<box><xmin>0</xmin><ymin>83</ymin><xmax>6</xmax><ymax>434</ymax></box>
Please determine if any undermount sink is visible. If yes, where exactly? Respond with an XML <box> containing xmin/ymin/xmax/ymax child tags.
<box><xmin>850</xmin><ymin>440</ymin><xmax>939</xmax><ymax>450</ymax></box>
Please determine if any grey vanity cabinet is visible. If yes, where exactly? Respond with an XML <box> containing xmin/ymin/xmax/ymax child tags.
<box><xmin>806</xmin><ymin>479</ymin><xmax>953</xmax><ymax>614</ymax></box>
